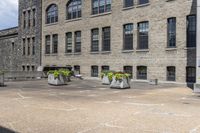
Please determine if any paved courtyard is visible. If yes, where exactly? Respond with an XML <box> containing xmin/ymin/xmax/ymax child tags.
<box><xmin>0</xmin><ymin>79</ymin><xmax>200</xmax><ymax>133</ymax></box>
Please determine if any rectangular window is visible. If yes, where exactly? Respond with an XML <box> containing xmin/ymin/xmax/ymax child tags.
<box><xmin>124</xmin><ymin>0</ymin><xmax>134</xmax><ymax>7</ymax></box>
<box><xmin>45</xmin><ymin>35</ymin><xmax>51</xmax><ymax>54</ymax></box>
<box><xmin>27</xmin><ymin>38</ymin><xmax>30</xmax><ymax>55</ymax></box>
<box><xmin>33</xmin><ymin>9</ymin><xmax>36</xmax><ymax>27</ymax></box>
<box><xmin>52</xmin><ymin>34</ymin><xmax>58</xmax><ymax>54</ymax></box>
<box><xmin>124</xmin><ymin>66</ymin><xmax>133</xmax><ymax>79</ymax></box>
<box><xmin>102</xmin><ymin>27</ymin><xmax>111</xmax><ymax>51</ymax></box>
<box><xmin>23</xmin><ymin>11</ymin><xmax>26</xmax><ymax>29</ymax></box>
<box><xmin>167</xmin><ymin>66</ymin><xmax>176</xmax><ymax>81</ymax></box>
<box><xmin>91</xmin><ymin>28</ymin><xmax>99</xmax><ymax>52</ymax></box>
<box><xmin>186</xmin><ymin>67</ymin><xmax>196</xmax><ymax>83</ymax></box>
<box><xmin>22</xmin><ymin>39</ymin><xmax>26</xmax><ymax>55</ymax></box>
<box><xmin>75</xmin><ymin>31</ymin><xmax>81</xmax><ymax>53</ymax></box>
<box><xmin>137</xmin><ymin>66</ymin><xmax>147</xmax><ymax>80</ymax></box>
<box><xmin>92</xmin><ymin>0</ymin><xmax>111</xmax><ymax>15</ymax></box>
<box><xmin>138</xmin><ymin>21</ymin><xmax>149</xmax><ymax>49</ymax></box>
<box><xmin>28</xmin><ymin>10</ymin><xmax>31</xmax><ymax>28</ymax></box>
<box><xmin>167</xmin><ymin>18</ymin><xmax>176</xmax><ymax>48</ymax></box>
<box><xmin>138</xmin><ymin>0</ymin><xmax>149</xmax><ymax>5</ymax></box>
<box><xmin>187</xmin><ymin>15</ymin><xmax>196</xmax><ymax>47</ymax></box>
<box><xmin>91</xmin><ymin>66</ymin><xmax>99</xmax><ymax>77</ymax></box>
<box><xmin>124</xmin><ymin>24</ymin><xmax>133</xmax><ymax>50</ymax></box>
<box><xmin>74</xmin><ymin>65</ymin><xmax>81</xmax><ymax>74</ymax></box>
<box><xmin>102</xmin><ymin>66</ymin><xmax>110</xmax><ymax>71</ymax></box>
<box><xmin>32</xmin><ymin>37</ymin><xmax>35</xmax><ymax>55</ymax></box>
<box><xmin>66</xmin><ymin>32</ymin><xmax>72</xmax><ymax>53</ymax></box>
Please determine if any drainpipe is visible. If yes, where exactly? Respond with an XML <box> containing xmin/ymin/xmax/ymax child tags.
<box><xmin>194</xmin><ymin>0</ymin><xmax>200</xmax><ymax>92</ymax></box>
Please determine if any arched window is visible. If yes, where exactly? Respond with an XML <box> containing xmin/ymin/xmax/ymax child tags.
<box><xmin>66</xmin><ymin>0</ymin><xmax>82</xmax><ymax>20</ymax></box>
<box><xmin>46</xmin><ymin>4</ymin><xmax>58</xmax><ymax>24</ymax></box>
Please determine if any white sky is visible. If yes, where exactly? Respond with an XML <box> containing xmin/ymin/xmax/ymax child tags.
<box><xmin>0</xmin><ymin>0</ymin><xmax>18</xmax><ymax>30</ymax></box>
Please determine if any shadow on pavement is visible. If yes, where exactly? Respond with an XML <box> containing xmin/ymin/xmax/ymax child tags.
<box><xmin>0</xmin><ymin>126</ymin><xmax>17</xmax><ymax>133</ymax></box>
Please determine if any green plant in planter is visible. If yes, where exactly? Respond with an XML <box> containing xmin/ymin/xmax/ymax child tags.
<box><xmin>48</xmin><ymin>69</ymin><xmax>71</xmax><ymax>79</ymax></box>
<box><xmin>101</xmin><ymin>70</ymin><xmax>115</xmax><ymax>81</ymax></box>
<box><xmin>114</xmin><ymin>72</ymin><xmax>131</xmax><ymax>81</ymax></box>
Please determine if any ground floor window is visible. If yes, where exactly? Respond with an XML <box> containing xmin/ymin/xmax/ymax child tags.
<box><xmin>91</xmin><ymin>66</ymin><xmax>98</xmax><ymax>77</ymax></box>
<box><xmin>101</xmin><ymin>66</ymin><xmax>109</xmax><ymax>72</ymax></box>
<box><xmin>124</xmin><ymin>66</ymin><xmax>133</xmax><ymax>79</ymax></box>
<box><xmin>137</xmin><ymin>66</ymin><xmax>147</xmax><ymax>80</ymax></box>
<box><xmin>186</xmin><ymin>67</ymin><xmax>196</xmax><ymax>83</ymax></box>
<box><xmin>74</xmin><ymin>65</ymin><xmax>80</xmax><ymax>74</ymax></box>
<box><xmin>167</xmin><ymin>66</ymin><xmax>176</xmax><ymax>81</ymax></box>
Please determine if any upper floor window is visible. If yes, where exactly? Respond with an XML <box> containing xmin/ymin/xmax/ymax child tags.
<box><xmin>32</xmin><ymin>37</ymin><xmax>35</xmax><ymax>55</ymax></box>
<box><xmin>138</xmin><ymin>0</ymin><xmax>149</xmax><ymax>5</ymax></box>
<box><xmin>33</xmin><ymin>9</ymin><xmax>36</xmax><ymax>27</ymax></box>
<box><xmin>92</xmin><ymin>0</ymin><xmax>112</xmax><ymax>15</ymax></box>
<box><xmin>52</xmin><ymin>34</ymin><xmax>58</xmax><ymax>54</ymax></box>
<box><xmin>187</xmin><ymin>15</ymin><xmax>196</xmax><ymax>47</ymax></box>
<box><xmin>75</xmin><ymin>31</ymin><xmax>81</xmax><ymax>53</ymax></box>
<box><xmin>28</xmin><ymin>10</ymin><xmax>31</xmax><ymax>28</ymax></box>
<box><xmin>123</xmin><ymin>24</ymin><xmax>133</xmax><ymax>50</ymax></box>
<box><xmin>91</xmin><ymin>28</ymin><xmax>99</xmax><ymax>52</ymax></box>
<box><xmin>66</xmin><ymin>0</ymin><xmax>82</xmax><ymax>20</ymax></box>
<box><xmin>66</xmin><ymin>32</ymin><xmax>72</xmax><ymax>53</ymax></box>
<box><xmin>46</xmin><ymin>4</ymin><xmax>58</xmax><ymax>24</ymax></box>
<box><xmin>45</xmin><ymin>35</ymin><xmax>51</xmax><ymax>54</ymax></box>
<box><xmin>102</xmin><ymin>27</ymin><xmax>111</xmax><ymax>51</ymax></box>
<box><xmin>167</xmin><ymin>17</ymin><xmax>176</xmax><ymax>48</ymax></box>
<box><xmin>124</xmin><ymin>0</ymin><xmax>134</xmax><ymax>8</ymax></box>
<box><xmin>138</xmin><ymin>21</ymin><xmax>149</xmax><ymax>49</ymax></box>
<box><xmin>23</xmin><ymin>11</ymin><xmax>26</xmax><ymax>29</ymax></box>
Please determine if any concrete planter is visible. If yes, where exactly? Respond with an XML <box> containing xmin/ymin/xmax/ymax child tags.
<box><xmin>102</xmin><ymin>75</ymin><xmax>110</xmax><ymax>85</ymax></box>
<box><xmin>110</xmin><ymin>77</ymin><xmax>130</xmax><ymax>89</ymax></box>
<box><xmin>194</xmin><ymin>84</ymin><xmax>200</xmax><ymax>93</ymax></box>
<box><xmin>48</xmin><ymin>74</ymin><xmax>68</xmax><ymax>86</ymax></box>
<box><xmin>0</xmin><ymin>74</ymin><xmax>4</xmax><ymax>87</ymax></box>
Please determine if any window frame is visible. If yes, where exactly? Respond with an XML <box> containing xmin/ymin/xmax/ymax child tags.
<box><xmin>137</xmin><ymin>21</ymin><xmax>149</xmax><ymax>50</ymax></box>
<box><xmin>46</xmin><ymin>4</ymin><xmax>58</xmax><ymax>24</ymax></box>
<box><xmin>167</xmin><ymin>17</ymin><xmax>176</xmax><ymax>48</ymax></box>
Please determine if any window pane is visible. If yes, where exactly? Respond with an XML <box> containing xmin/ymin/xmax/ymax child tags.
<box><xmin>91</xmin><ymin>29</ymin><xmax>99</xmax><ymax>52</ymax></box>
<box><xmin>102</xmin><ymin>27</ymin><xmax>111</xmax><ymax>51</ymax></box>
<box><xmin>66</xmin><ymin>33</ymin><xmax>72</xmax><ymax>53</ymax></box>
<box><xmin>167</xmin><ymin>66</ymin><xmax>176</xmax><ymax>81</ymax></box>
<box><xmin>138</xmin><ymin>22</ymin><xmax>149</xmax><ymax>49</ymax></box>
<box><xmin>167</xmin><ymin>18</ymin><xmax>176</xmax><ymax>47</ymax></box>
<box><xmin>124</xmin><ymin>24</ymin><xmax>133</xmax><ymax>50</ymax></box>
<box><xmin>75</xmin><ymin>31</ymin><xmax>81</xmax><ymax>52</ymax></box>
<box><xmin>187</xmin><ymin>15</ymin><xmax>196</xmax><ymax>47</ymax></box>
<box><xmin>137</xmin><ymin>66</ymin><xmax>147</xmax><ymax>80</ymax></box>
<box><xmin>52</xmin><ymin>34</ymin><xmax>58</xmax><ymax>54</ymax></box>
<box><xmin>124</xmin><ymin>0</ymin><xmax>134</xmax><ymax>7</ymax></box>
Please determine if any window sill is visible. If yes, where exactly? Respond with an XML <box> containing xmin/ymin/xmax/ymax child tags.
<box><xmin>122</xmin><ymin>50</ymin><xmax>134</xmax><ymax>53</ymax></box>
<box><xmin>136</xmin><ymin>3</ymin><xmax>150</xmax><ymax>8</ymax></box>
<box><xmin>90</xmin><ymin>51</ymin><xmax>100</xmax><ymax>54</ymax></box>
<box><xmin>165</xmin><ymin>47</ymin><xmax>177</xmax><ymax>51</ymax></box>
<box><xmin>91</xmin><ymin>12</ymin><xmax>111</xmax><ymax>18</ymax></box>
<box><xmin>65</xmin><ymin>18</ymin><xmax>82</xmax><ymax>23</ymax></box>
<box><xmin>101</xmin><ymin>51</ymin><xmax>111</xmax><ymax>54</ymax></box>
<box><xmin>44</xmin><ymin>54</ymin><xmax>58</xmax><ymax>56</ymax></box>
<box><xmin>65</xmin><ymin>53</ymin><xmax>73</xmax><ymax>56</ymax></box>
<box><xmin>74</xmin><ymin>52</ymin><xmax>81</xmax><ymax>55</ymax></box>
<box><xmin>136</xmin><ymin>49</ymin><xmax>149</xmax><ymax>52</ymax></box>
<box><xmin>45</xmin><ymin>22</ymin><xmax>58</xmax><ymax>27</ymax></box>
<box><xmin>122</xmin><ymin>6</ymin><xmax>134</xmax><ymax>11</ymax></box>
<box><xmin>184</xmin><ymin>47</ymin><xmax>196</xmax><ymax>50</ymax></box>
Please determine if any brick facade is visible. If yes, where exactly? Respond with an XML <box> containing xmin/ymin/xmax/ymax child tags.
<box><xmin>42</xmin><ymin>0</ymin><xmax>197</xmax><ymax>83</ymax></box>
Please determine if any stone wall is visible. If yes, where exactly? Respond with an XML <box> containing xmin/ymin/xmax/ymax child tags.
<box><xmin>42</xmin><ymin>0</ymin><xmax>196</xmax><ymax>83</ymax></box>
<box><xmin>18</xmin><ymin>0</ymin><xmax>42</xmax><ymax>71</ymax></box>
<box><xmin>0</xmin><ymin>27</ymin><xmax>19</xmax><ymax>71</ymax></box>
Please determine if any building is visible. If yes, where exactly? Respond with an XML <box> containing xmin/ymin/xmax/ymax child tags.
<box><xmin>0</xmin><ymin>27</ymin><xmax>19</xmax><ymax>71</ymax></box>
<box><xmin>18</xmin><ymin>0</ymin><xmax>42</xmax><ymax>71</ymax></box>
<box><xmin>42</xmin><ymin>0</ymin><xmax>197</xmax><ymax>84</ymax></box>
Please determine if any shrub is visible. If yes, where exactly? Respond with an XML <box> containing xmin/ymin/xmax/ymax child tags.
<box><xmin>48</xmin><ymin>69</ymin><xmax>72</xmax><ymax>78</ymax></box>
<box><xmin>114</xmin><ymin>72</ymin><xmax>131</xmax><ymax>81</ymax></box>
<box><xmin>101</xmin><ymin>70</ymin><xmax>115</xmax><ymax>81</ymax></box>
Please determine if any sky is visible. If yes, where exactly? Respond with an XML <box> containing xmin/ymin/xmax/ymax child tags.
<box><xmin>0</xmin><ymin>0</ymin><xmax>18</xmax><ymax>30</ymax></box>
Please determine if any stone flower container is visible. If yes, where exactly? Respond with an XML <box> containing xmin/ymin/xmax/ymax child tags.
<box><xmin>101</xmin><ymin>71</ymin><xmax>114</xmax><ymax>85</ymax></box>
<box><xmin>47</xmin><ymin>69</ymin><xmax>71</xmax><ymax>86</ymax></box>
<box><xmin>110</xmin><ymin>72</ymin><xmax>131</xmax><ymax>89</ymax></box>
